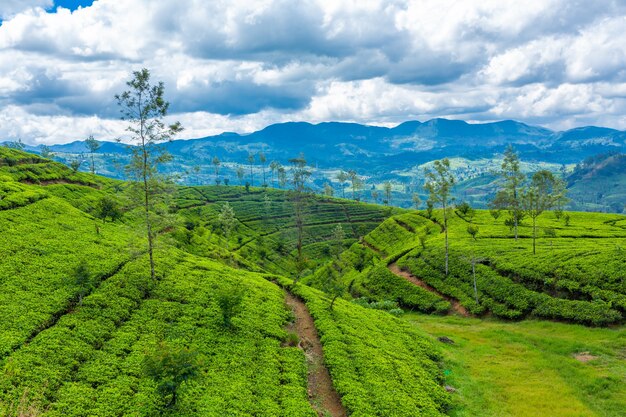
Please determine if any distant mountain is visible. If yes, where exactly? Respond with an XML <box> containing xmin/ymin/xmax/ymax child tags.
<box><xmin>7</xmin><ymin>118</ymin><xmax>625</xmax><ymax>212</ymax></box>
<box><xmin>566</xmin><ymin>153</ymin><xmax>626</xmax><ymax>212</ymax></box>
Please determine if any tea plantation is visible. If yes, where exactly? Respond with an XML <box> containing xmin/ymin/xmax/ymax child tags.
<box><xmin>1</xmin><ymin>147</ymin><xmax>624</xmax><ymax>416</ymax></box>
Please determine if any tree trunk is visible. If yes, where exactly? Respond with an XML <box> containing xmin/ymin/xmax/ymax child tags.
<box><xmin>472</xmin><ymin>256</ymin><xmax>478</xmax><ymax>303</ymax></box>
<box><xmin>330</xmin><ymin>295</ymin><xmax>338</xmax><ymax>310</ymax></box>
<box><xmin>444</xmin><ymin>201</ymin><xmax>449</xmax><ymax>276</ymax></box>
<box><xmin>532</xmin><ymin>216</ymin><xmax>536</xmax><ymax>255</ymax></box>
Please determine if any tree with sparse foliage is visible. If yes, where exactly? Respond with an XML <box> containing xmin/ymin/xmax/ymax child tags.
<box><xmin>39</xmin><ymin>144</ymin><xmax>53</xmax><ymax>159</ymax></box>
<box><xmin>259</xmin><ymin>151</ymin><xmax>267</xmax><ymax>186</ymax></box>
<box><xmin>521</xmin><ymin>170</ymin><xmax>568</xmax><ymax>254</ymax></box>
<box><xmin>115</xmin><ymin>68</ymin><xmax>183</xmax><ymax>280</ymax></box>
<box><xmin>412</xmin><ymin>192</ymin><xmax>421</xmax><ymax>210</ymax></box>
<box><xmin>236</xmin><ymin>166</ymin><xmax>245</xmax><ymax>185</ymax></box>
<box><xmin>324</xmin><ymin>183</ymin><xmax>334</xmax><ymax>197</ymax></box>
<box><xmin>144</xmin><ymin>342</ymin><xmax>199</xmax><ymax>410</ymax></box>
<box><xmin>247</xmin><ymin>152</ymin><xmax>255</xmax><ymax>186</ymax></box>
<box><xmin>218</xmin><ymin>202</ymin><xmax>236</xmax><ymax>250</ymax></box>
<box><xmin>70</xmin><ymin>158</ymin><xmax>82</xmax><ymax>173</ymax></box>
<box><xmin>323</xmin><ymin>269</ymin><xmax>346</xmax><ymax>310</ymax></box>
<box><xmin>371</xmin><ymin>190</ymin><xmax>379</xmax><ymax>203</ymax></box>
<box><xmin>347</xmin><ymin>170</ymin><xmax>363</xmax><ymax>200</ymax></box>
<box><xmin>490</xmin><ymin>145</ymin><xmax>525</xmax><ymax>240</ymax></box>
<box><xmin>336</xmin><ymin>170</ymin><xmax>348</xmax><ymax>198</ymax></box>
<box><xmin>424</xmin><ymin>158</ymin><xmax>455</xmax><ymax>276</ymax></box>
<box><xmin>277</xmin><ymin>165</ymin><xmax>287</xmax><ymax>188</ymax></box>
<box><xmin>85</xmin><ymin>135</ymin><xmax>100</xmax><ymax>175</ymax></box>
<box><xmin>212</xmin><ymin>156</ymin><xmax>221</xmax><ymax>185</ymax></box>
<box><xmin>269</xmin><ymin>160</ymin><xmax>279</xmax><ymax>187</ymax></box>
<box><xmin>383</xmin><ymin>182</ymin><xmax>392</xmax><ymax>206</ymax></box>
<box><xmin>289</xmin><ymin>154</ymin><xmax>311</xmax><ymax>265</ymax></box>
<box><xmin>332</xmin><ymin>223</ymin><xmax>345</xmax><ymax>258</ymax></box>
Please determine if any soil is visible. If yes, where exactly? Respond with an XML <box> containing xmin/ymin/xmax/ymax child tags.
<box><xmin>388</xmin><ymin>262</ymin><xmax>471</xmax><ymax>317</ymax></box>
<box><xmin>573</xmin><ymin>352</ymin><xmax>598</xmax><ymax>363</ymax></box>
<box><xmin>284</xmin><ymin>292</ymin><xmax>347</xmax><ymax>417</ymax></box>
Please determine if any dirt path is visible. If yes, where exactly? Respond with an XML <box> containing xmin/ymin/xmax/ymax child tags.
<box><xmin>284</xmin><ymin>292</ymin><xmax>347</xmax><ymax>417</ymax></box>
<box><xmin>388</xmin><ymin>262</ymin><xmax>471</xmax><ymax>317</ymax></box>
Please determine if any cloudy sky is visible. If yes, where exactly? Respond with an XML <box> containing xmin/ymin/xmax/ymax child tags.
<box><xmin>1</xmin><ymin>0</ymin><xmax>626</xmax><ymax>145</ymax></box>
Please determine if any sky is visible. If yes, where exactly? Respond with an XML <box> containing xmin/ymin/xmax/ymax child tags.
<box><xmin>1</xmin><ymin>0</ymin><xmax>626</xmax><ymax>145</ymax></box>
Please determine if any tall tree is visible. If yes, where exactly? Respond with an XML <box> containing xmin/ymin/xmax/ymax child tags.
<box><xmin>383</xmin><ymin>181</ymin><xmax>392</xmax><ymax>205</ymax></box>
<box><xmin>115</xmin><ymin>68</ymin><xmax>183</xmax><ymax>280</ymax></box>
<box><xmin>247</xmin><ymin>152</ymin><xmax>255</xmax><ymax>186</ymax></box>
<box><xmin>85</xmin><ymin>135</ymin><xmax>101</xmax><ymax>175</ymax></box>
<box><xmin>218</xmin><ymin>201</ymin><xmax>236</xmax><ymax>250</ymax></box>
<box><xmin>236</xmin><ymin>166</ymin><xmax>245</xmax><ymax>185</ymax></box>
<box><xmin>258</xmin><ymin>151</ymin><xmax>267</xmax><ymax>186</ymax></box>
<box><xmin>212</xmin><ymin>156</ymin><xmax>221</xmax><ymax>185</ymax></box>
<box><xmin>347</xmin><ymin>170</ymin><xmax>362</xmax><ymax>200</ymax></box>
<box><xmin>521</xmin><ymin>170</ymin><xmax>567</xmax><ymax>254</ymax></box>
<box><xmin>39</xmin><ymin>144</ymin><xmax>53</xmax><ymax>159</ymax></box>
<box><xmin>324</xmin><ymin>183</ymin><xmax>334</xmax><ymax>197</ymax></box>
<box><xmin>490</xmin><ymin>145</ymin><xmax>525</xmax><ymax>240</ymax></box>
<box><xmin>412</xmin><ymin>192</ymin><xmax>421</xmax><ymax>210</ymax></box>
<box><xmin>269</xmin><ymin>160</ymin><xmax>279</xmax><ymax>187</ymax></box>
<box><xmin>424</xmin><ymin>158</ymin><xmax>455</xmax><ymax>276</ymax></box>
<box><xmin>289</xmin><ymin>154</ymin><xmax>311</xmax><ymax>265</ymax></box>
<box><xmin>336</xmin><ymin>170</ymin><xmax>348</xmax><ymax>198</ymax></box>
<box><xmin>278</xmin><ymin>165</ymin><xmax>287</xmax><ymax>188</ymax></box>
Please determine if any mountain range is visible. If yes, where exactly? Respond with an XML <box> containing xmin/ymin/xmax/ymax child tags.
<box><xmin>10</xmin><ymin>118</ymin><xmax>626</xmax><ymax>212</ymax></box>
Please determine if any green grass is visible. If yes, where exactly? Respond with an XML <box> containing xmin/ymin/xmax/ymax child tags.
<box><xmin>405</xmin><ymin>314</ymin><xmax>626</xmax><ymax>417</ymax></box>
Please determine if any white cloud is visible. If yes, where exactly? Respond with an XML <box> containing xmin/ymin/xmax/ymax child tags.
<box><xmin>0</xmin><ymin>0</ymin><xmax>51</xmax><ymax>19</ymax></box>
<box><xmin>0</xmin><ymin>0</ymin><xmax>626</xmax><ymax>144</ymax></box>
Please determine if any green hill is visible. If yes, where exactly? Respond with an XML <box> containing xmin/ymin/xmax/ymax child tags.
<box><xmin>1</xmin><ymin>147</ymin><xmax>625</xmax><ymax>416</ymax></box>
<box><xmin>0</xmin><ymin>148</ymin><xmax>447</xmax><ymax>416</ymax></box>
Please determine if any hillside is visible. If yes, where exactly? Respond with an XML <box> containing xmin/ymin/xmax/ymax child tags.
<box><xmin>566</xmin><ymin>153</ymin><xmax>626</xmax><ymax>213</ymax></box>
<box><xmin>1</xmin><ymin>147</ymin><xmax>625</xmax><ymax>416</ymax></box>
<box><xmin>0</xmin><ymin>148</ymin><xmax>447</xmax><ymax>416</ymax></box>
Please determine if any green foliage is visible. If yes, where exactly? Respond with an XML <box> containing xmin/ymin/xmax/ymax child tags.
<box><xmin>143</xmin><ymin>342</ymin><xmax>199</xmax><ymax>409</ymax></box>
<box><xmin>467</xmin><ymin>224</ymin><xmax>479</xmax><ymax>240</ymax></box>
<box><xmin>216</xmin><ymin>285</ymin><xmax>246</xmax><ymax>329</ymax></box>
<box><xmin>96</xmin><ymin>195</ymin><xmax>122</xmax><ymax>223</ymax></box>
<box><xmin>275</xmin><ymin>276</ymin><xmax>450</xmax><ymax>416</ymax></box>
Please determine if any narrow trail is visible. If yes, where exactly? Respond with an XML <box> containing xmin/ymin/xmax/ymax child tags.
<box><xmin>284</xmin><ymin>292</ymin><xmax>347</xmax><ymax>417</ymax></box>
<box><xmin>388</xmin><ymin>262</ymin><xmax>471</xmax><ymax>317</ymax></box>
